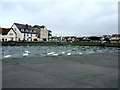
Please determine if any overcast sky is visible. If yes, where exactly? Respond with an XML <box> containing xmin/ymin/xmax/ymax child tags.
<box><xmin>0</xmin><ymin>0</ymin><xmax>119</xmax><ymax>36</ymax></box>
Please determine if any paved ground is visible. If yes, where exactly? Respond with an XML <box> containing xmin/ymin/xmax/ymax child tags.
<box><xmin>2</xmin><ymin>52</ymin><xmax>119</xmax><ymax>88</ymax></box>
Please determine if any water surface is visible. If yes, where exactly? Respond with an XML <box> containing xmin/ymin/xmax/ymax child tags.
<box><xmin>1</xmin><ymin>46</ymin><xmax>119</xmax><ymax>59</ymax></box>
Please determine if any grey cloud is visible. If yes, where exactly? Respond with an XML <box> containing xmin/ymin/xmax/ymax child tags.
<box><xmin>0</xmin><ymin>0</ymin><xmax>118</xmax><ymax>36</ymax></box>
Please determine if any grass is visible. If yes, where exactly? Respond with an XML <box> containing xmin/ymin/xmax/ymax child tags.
<box><xmin>1</xmin><ymin>41</ymin><xmax>120</xmax><ymax>48</ymax></box>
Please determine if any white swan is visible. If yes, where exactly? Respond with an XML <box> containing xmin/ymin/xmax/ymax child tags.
<box><xmin>79</xmin><ymin>53</ymin><xmax>82</xmax><ymax>55</ymax></box>
<box><xmin>4</xmin><ymin>55</ymin><xmax>11</xmax><ymax>58</ymax></box>
<box><xmin>47</xmin><ymin>52</ymin><xmax>54</xmax><ymax>55</ymax></box>
<box><xmin>67</xmin><ymin>53</ymin><xmax>72</xmax><ymax>56</ymax></box>
<box><xmin>23</xmin><ymin>51</ymin><xmax>30</xmax><ymax>57</ymax></box>
<box><xmin>52</xmin><ymin>53</ymin><xmax>59</xmax><ymax>56</ymax></box>
<box><xmin>62</xmin><ymin>52</ymin><xmax>65</xmax><ymax>54</ymax></box>
<box><xmin>88</xmin><ymin>51</ymin><xmax>94</xmax><ymax>54</ymax></box>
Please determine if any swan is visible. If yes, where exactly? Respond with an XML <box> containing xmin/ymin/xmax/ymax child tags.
<box><xmin>52</xmin><ymin>53</ymin><xmax>59</xmax><ymax>56</ymax></box>
<box><xmin>67</xmin><ymin>53</ymin><xmax>71</xmax><ymax>56</ymax></box>
<box><xmin>79</xmin><ymin>53</ymin><xmax>82</xmax><ymax>55</ymax></box>
<box><xmin>88</xmin><ymin>51</ymin><xmax>94</xmax><ymax>54</ymax></box>
<box><xmin>47</xmin><ymin>52</ymin><xmax>54</xmax><ymax>55</ymax></box>
<box><xmin>62</xmin><ymin>52</ymin><xmax>65</xmax><ymax>54</ymax></box>
<box><xmin>23</xmin><ymin>51</ymin><xmax>30</xmax><ymax>57</ymax></box>
<box><xmin>4</xmin><ymin>55</ymin><xmax>11</xmax><ymax>58</ymax></box>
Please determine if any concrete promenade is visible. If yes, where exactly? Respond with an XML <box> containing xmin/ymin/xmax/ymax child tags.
<box><xmin>2</xmin><ymin>52</ymin><xmax>119</xmax><ymax>88</ymax></box>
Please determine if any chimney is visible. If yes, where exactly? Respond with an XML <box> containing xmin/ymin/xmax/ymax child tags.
<box><xmin>25</xmin><ymin>24</ymin><xmax>28</xmax><ymax>30</ymax></box>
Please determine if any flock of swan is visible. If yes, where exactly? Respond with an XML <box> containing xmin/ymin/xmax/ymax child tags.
<box><xmin>3</xmin><ymin>51</ymin><xmax>83</xmax><ymax>59</ymax></box>
<box><xmin>3</xmin><ymin>51</ymin><xmax>31</xmax><ymax>58</ymax></box>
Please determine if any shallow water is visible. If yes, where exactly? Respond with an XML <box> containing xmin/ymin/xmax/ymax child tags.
<box><xmin>1</xmin><ymin>46</ymin><xmax>119</xmax><ymax>59</ymax></box>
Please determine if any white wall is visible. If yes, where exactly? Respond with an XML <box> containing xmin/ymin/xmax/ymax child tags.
<box><xmin>40</xmin><ymin>27</ymin><xmax>48</xmax><ymax>40</ymax></box>
<box><xmin>12</xmin><ymin>24</ymin><xmax>38</xmax><ymax>41</ymax></box>
<box><xmin>32</xmin><ymin>34</ymin><xmax>38</xmax><ymax>41</ymax></box>
<box><xmin>7</xmin><ymin>29</ymin><xmax>16</xmax><ymax>41</ymax></box>
<box><xmin>11</xmin><ymin>24</ymin><xmax>23</xmax><ymax>41</ymax></box>
<box><xmin>0</xmin><ymin>29</ymin><xmax>16</xmax><ymax>41</ymax></box>
<box><xmin>0</xmin><ymin>35</ymin><xmax>7</xmax><ymax>41</ymax></box>
<box><xmin>21</xmin><ymin>33</ymin><xmax>38</xmax><ymax>41</ymax></box>
<box><xmin>0</xmin><ymin>34</ymin><xmax>2</xmax><ymax>41</ymax></box>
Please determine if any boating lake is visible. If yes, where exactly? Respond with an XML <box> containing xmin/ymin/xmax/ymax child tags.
<box><xmin>1</xmin><ymin>46</ymin><xmax>119</xmax><ymax>59</ymax></box>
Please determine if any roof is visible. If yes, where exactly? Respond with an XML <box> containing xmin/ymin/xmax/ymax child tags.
<box><xmin>0</xmin><ymin>28</ymin><xmax>11</xmax><ymax>35</ymax></box>
<box><xmin>14</xmin><ymin>23</ymin><xmax>37</xmax><ymax>34</ymax></box>
<box><xmin>112</xmin><ymin>34</ymin><xmax>120</xmax><ymax>37</ymax></box>
<box><xmin>33</xmin><ymin>25</ymin><xmax>45</xmax><ymax>29</ymax></box>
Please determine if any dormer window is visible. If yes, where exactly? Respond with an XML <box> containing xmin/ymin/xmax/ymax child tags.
<box><xmin>21</xmin><ymin>28</ymin><xmax>24</xmax><ymax>32</ymax></box>
<box><xmin>26</xmin><ymin>29</ymin><xmax>28</xmax><ymax>32</ymax></box>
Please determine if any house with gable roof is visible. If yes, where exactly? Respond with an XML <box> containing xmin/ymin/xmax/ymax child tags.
<box><xmin>111</xmin><ymin>34</ymin><xmax>120</xmax><ymax>43</ymax></box>
<box><xmin>0</xmin><ymin>28</ymin><xmax>16</xmax><ymax>42</ymax></box>
<box><xmin>11</xmin><ymin>23</ymin><xmax>38</xmax><ymax>41</ymax></box>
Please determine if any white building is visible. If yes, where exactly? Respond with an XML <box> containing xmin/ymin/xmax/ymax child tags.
<box><xmin>0</xmin><ymin>28</ymin><xmax>16</xmax><ymax>42</ymax></box>
<box><xmin>33</xmin><ymin>25</ymin><xmax>48</xmax><ymax>41</ymax></box>
<box><xmin>10</xmin><ymin>23</ymin><xmax>38</xmax><ymax>41</ymax></box>
<box><xmin>111</xmin><ymin>34</ymin><xmax>120</xmax><ymax>43</ymax></box>
<box><xmin>0</xmin><ymin>23</ymin><xmax>50</xmax><ymax>42</ymax></box>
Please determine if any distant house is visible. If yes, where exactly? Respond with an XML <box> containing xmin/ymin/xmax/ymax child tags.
<box><xmin>33</xmin><ymin>25</ymin><xmax>48</xmax><ymax>41</ymax></box>
<box><xmin>48</xmin><ymin>30</ymin><xmax>52</xmax><ymax>41</ymax></box>
<box><xmin>82</xmin><ymin>36</ymin><xmax>91</xmax><ymax>42</ymax></box>
<box><xmin>101</xmin><ymin>35</ymin><xmax>111</xmax><ymax>43</ymax></box>
<box><xmin>48</xmin><ymin>36</ymin><xmax>63</xmax><ymax>42</ymax></box>
<box><xmin>0</xmin><ymin>28</ymin><xmax>16</xmax><ymax>42</ymax></box>
<box><xmin>76</xmin><ymin>37</ymin><xmax>84</xmax><ymax>42</ymax></box>
<box><xmin>63</xmin><ymin>36</ymin><xmax>77</xmax><ymax>42</ymax></box>
<box><xmin>102</xmin><ymin>35</ymin><xmax>111</xmax><ymax>39</ymax></box>
<box><xmin>88</xmin><ymin>36</ymin><xmax>101</xmax><ymax>42</ymax></box>
<box><xmin>11</xmin><ymin>23</ymin><xmax>38</xmax><ymax>41</ymax></box>
<box><xmin>111</xmin><ymin>34</ymin><xmax>120</xmax><ymax>43</ymax></box>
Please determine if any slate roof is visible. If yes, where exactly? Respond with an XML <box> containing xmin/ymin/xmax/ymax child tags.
<box><xmin>14</xmin><ymin>23</ymin><xmax>37</xmax><ymax>34</ymax></box>
<box><xmin>112</xmin><ymin>34</ymin><xmax>120</xmax><ymax>37</ymax></box>
<box><xmin>33</xmin><ymin>25</ymin><xmax>45</xmax><ymax>29</ymax></box>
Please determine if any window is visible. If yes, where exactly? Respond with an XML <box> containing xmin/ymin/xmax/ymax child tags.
<box><xmin>10</xmin><ymin>37</ymin><xmax>13</xmax><ymax>41</ymax></box>
<box><xmin>9</xmin><ymin>33</ymin><xmax>13</xmax><ymax>35</ymax></box>
<box><xmin>26</xmin><ymin>30</ymin><xmax>28</xmax><ymax>32</ymax></box>
<box><xmin>18</xmin><ymin>38</ymin><xmax>20</xmax><ymax>41</ymax></box>
<box><xmin>36</xmin><ymin>34</ymin><xmax>38</xmax><ymax>37</ymax></box>
<box><xmin>21</xmin><ymin>28</ymin><xmax>24</xmax><ymax>32</ymax></box>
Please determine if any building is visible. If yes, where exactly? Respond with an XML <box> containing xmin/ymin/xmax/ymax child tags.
<box><xmin>88</xmin><ymin>36</ymin><xmax>102</xmax><ymax>42</ymax></box>
<box><xmin>33</xmin><ymin>25</ymin><xmax>48</xmax><ymax>41</ymax></box>
<box><xmin>101</xmin><ymin>35</ymin><xmax>111</xmax><ymax>43</ymax></box>
<box><xmin>0</xmin><ymin>28</ymin><xmax>16</xmax><ymax>42</ymax></box>
<box><xmin>63</xmin><ymin>36</ymin><xmax>77</xmax><ymax>42</ymax></box>
<box><xmin>76</xmin><ymin>37</ymin><xmax>83</xmax><ymax>42</ymax></box>
<box><xmin>11</xmin><ymin>23</ymin><xmax>38</xmax><ymax>41</ymax></box>
<box><xmin>0</xmin><ymin>23</ymin><xmax>51</xmax><ymax>42</ymax></box>
<box><xmin>81</xmin><ymin>36</ymin><xmax>91</xmax><ymax>42</ymax></box>
<box><xmin>48</xmin><ymin>30</ymin><xmax>52</xmax><ymax>41</ymax></box>
<box><xmin>48</xmin><ymin>36</ymin><xmax>63</xmax><ymax>42</ymax></box>
<box><xmin>111</xmin><ymin>34</ymin><xmax>120</xmax><ymax>43</ymax></box>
